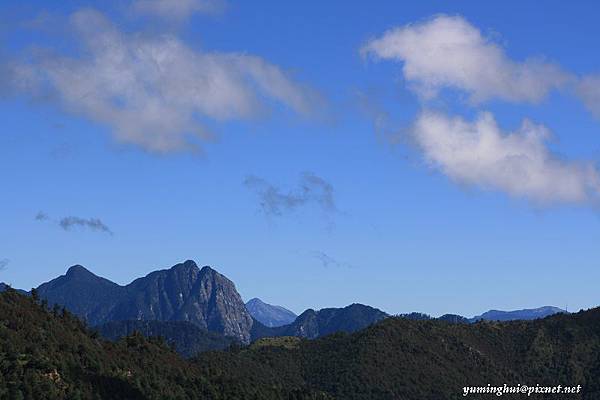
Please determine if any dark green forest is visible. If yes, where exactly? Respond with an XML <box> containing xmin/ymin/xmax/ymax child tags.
<box><xmin>1</xmin><ymin>288</ymin><xmax>598</xmax><ymax>399</ymax></box>
<box><xmin>95</xmin><ymin>320</ymin><xmax>236</xmax><ymax>358</ymax></box>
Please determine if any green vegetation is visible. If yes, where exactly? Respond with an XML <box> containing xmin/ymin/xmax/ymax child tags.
<box><xmin>1</xmin><ymin>288</ymin><xmax>599</xmax><ymax>399</ymax></box>
<box><xmin>198</xmin><ymin>310</ymin><xmax>600</xmax><ymax>399</ymax></box>
<box><xmin>0</xmin><ymin>289</ymin><xmax>328</xmax><ymax>399</ymax></box>
<box><xmin>96</xmin><ymin>320</ymin><xmax>237</xmax><ymax>358</ymax></box>
<box><xmin>249</xmin><ymin>336</ymin><xmax>302</xmax><ymax>350</ymax></box>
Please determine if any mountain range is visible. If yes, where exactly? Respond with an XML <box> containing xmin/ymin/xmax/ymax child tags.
<box><xmin>0</xmin><ymin>260</ymin><xmax>389</xmax><ymax>353</ymax></box>
<box><xmin>0</xmin><ymin>260</ymin><xmax>568</xmax><ymax>356</ymax></box>
<box><xmin>1</xmin><ymin>288</ymin><xmax>597</xmax><ymax>399</ymax></box>
<box><xmin>470</xmin><ymin>306</ymin><xmax>567</xmax><ymax>322</ymax></box>
<box><xmin>35</xmin><ymin>260</ymin><xmax>254</xmax><ymax>343</ymax></box>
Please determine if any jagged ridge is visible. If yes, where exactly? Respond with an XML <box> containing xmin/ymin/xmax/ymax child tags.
<box><xmin>36</xmin><ymin>260</ymin><xmax>254</xmax><ymax>343</ymax></box>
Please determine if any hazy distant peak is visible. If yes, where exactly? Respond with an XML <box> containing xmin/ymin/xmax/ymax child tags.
<box><xmin>471</xmin><ymin>306</ymin><xmax>567</xmax><ymax>322</ymax></box>
<box><xmin>246</xmin><ymin>297</ymin><xmax>297</xmax><ymax>328</ymax></box>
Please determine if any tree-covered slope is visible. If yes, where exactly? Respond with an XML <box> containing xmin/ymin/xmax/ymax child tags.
<box><xmin>0</xmin><ymin>289</ymin><xmax>328</xmax><ymax>399</ymax></box>
<box><xmin>96</xmin><ymin>320</ymin><xmax>237</xmax><ymax>358</ymax></box>
<box><xmin>198</xmin><ymin>309</ymin><xmax>600</xmax><ymax>399</ymax></box>
<box><xmin>2</xmin><ymin>287</ymin><xmax>599</xmax><ymax>399</ymax></box>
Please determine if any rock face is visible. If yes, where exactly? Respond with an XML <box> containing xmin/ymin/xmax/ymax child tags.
<box><xmin>36</xmin><ymin>260</ymin><xmax>255</xmax><ymax>343</ymax></box>
<box><xmin>245</xmin><ymin>298</ymin><xmax>297</xmax><ymax>327</ymax></box>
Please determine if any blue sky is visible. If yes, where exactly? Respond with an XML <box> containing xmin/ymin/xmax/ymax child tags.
<box><xmin>2</xmin><ymin>0</ymin><xmax>600</xmax><ymax>318</ymax></box>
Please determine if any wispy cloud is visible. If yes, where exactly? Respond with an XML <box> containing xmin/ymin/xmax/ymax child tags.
<box><xmin>7</xmin><ymin>8</ymin><xmax>320</xmax><ymax>153</ymax></box>
<box><xmin>244</xmin><ymin>172</ymin><xmax>336</xmax><ymax>217</ymax></box>
<box><xmin>0</xmin><ymin>259</ymin><xmax>9</xmax><ymax>271</ymax></box>
<box><xmin>35</xmin><ymin>211</ymin><xmax>49</xmax><ymax>221</ymax></box>
<box><xmin>132</xmin><ymin>0</ymin><xmax>225</xmax><ymax>22</ymax></box>
<box><xmin>59</xmin><ymin>216</ymin><xmax>113</xmax><ymax>235</ymax></box>
<box><xmin>362</xmin><ymin>15</ymin><xmax>571</xmax><ymax>103</ymax></box>
<box><xmin>310</xmin><ymin>251</ymin><xmax>354</xmax><ymax>269</ymax></box>
<box><xmin>35</xmin><ymin>212</ymin><xmax>113</xmax><ymax>235</ymax></box>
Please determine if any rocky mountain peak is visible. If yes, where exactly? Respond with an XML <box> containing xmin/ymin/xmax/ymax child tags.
<box><xmin>171</xmin><ymin>259</ymin><xmax>199</xmax><ymax>271</ymax></box>
<box><xmin>199</xmin><ymin>265</ymin><xmax>219</xmax><ymax>276</ymax></box>
<box><xmin>37</xmin><ymin>260</ymin><xmax>255</xmax><ymax>344</ymax></box>
<box><xmin>246</xmin><ymin>298</ymin><xmax>263</xmax><ymax>306</ymax></box>
<box><xmin>181</xmin><ymin>264</ymin><xmax>254</xmax><ymax>343</ymax></box>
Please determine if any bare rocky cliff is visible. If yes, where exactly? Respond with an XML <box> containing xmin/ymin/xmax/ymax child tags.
<box><xmin>36</xmin><ymin>260</ymin><xmax>254</xmax><ymax>343</ymax></box>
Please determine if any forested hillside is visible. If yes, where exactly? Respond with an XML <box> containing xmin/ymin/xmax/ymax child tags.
<box><xmin>196</xmin><ymin>311</ymin><xmax>600</xmax><ymax>399</ymax></box>
<box><xmin>1</xmin><ymin>288</ymin><xmax>598</xmax><ymax>399</ymax></box>
<box><xmin>95</xmin><ymin>320</ymin><xmax>237</xmax><ymax>358</ymax></box>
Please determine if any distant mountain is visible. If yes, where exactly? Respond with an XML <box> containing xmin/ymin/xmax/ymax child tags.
<box><xmin>31</xmin><ymin>260</ymin><xmax>569</xmax><ymax>348</ymax></box>
<box><xmin>36</xmin><ymin>260</ymin><xmax>255</xmax><ymax>343</ymax></box>
<box><xmin>108</xmin><ymin>261</ymin><xmax>254</xmax><ymax>343</ymax></box>
<box><xmin>36</xmin><ymin>265</ymin><xmax>126</xmax><ymax>325</ymax></box>
<box><xmin>471</xmin><ymin>306</ymin><xmax>567</xmax><ymax>322</ymax></box>
<box><xmin>33</xmin><ymin>262</ymin><xmax>389</xmax><ymax>344</ymax></box>
<box><xmin>253</xmin><ymin>303</ymin><xmax>388</xmax><ymax>340</ymax></box>
<box><xmin>395</xmin><ymin>308</ymin><xmax>566</xmax><ymax>324</ymax></box>
<box><xmin>245</xmin><ymin>298</ymin><xmax>297</xmax><ymax>327</ymax></box>
<box><xmin>95</xmin><ymin>320</ymin><xmax>237</xmax><ymax>358</ymax></box>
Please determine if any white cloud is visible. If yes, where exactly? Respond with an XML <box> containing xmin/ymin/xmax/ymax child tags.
<box><xmin>362</xmin><ymin>15</ymin><xmax>570</xmax><ymax>103</ymax></box>
<box><xmin>411</xmin><ymin>111</ymin><xmax>600</xmax><ymax>204</ymax></box>
<box><xmin>10</xmin><ymin>9</ymin><xmax>318</xmax><ymax>152</ymax></box>
<box><xmin>577</xmin><ymin>75</ymin><xmax>600</xmax><ymax>119</ymax></box>
<box><xmin>132</xmin><ymin>0</ymin><xmax>224</xmax><ymax>22</ymax></box>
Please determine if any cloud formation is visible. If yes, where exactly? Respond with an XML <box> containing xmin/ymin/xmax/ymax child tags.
<box><xmin>362</xmin><ymin>15</ymin><xmax>600</xmax><ymax>206</ymax></box>
<box><xmin>310</xmin><ymin>251</ymin><xmax>353</xmax><ymax>269</ymax></box>
<box><xmin>59</xmin><ymin>217</ymin><xmax>113</xmax><ymax>235</ymax></box>
<box><xmin>0</xmin><ymin>259</ymin><xmax>9</xmax><ymax>271</ymax></box>
<box><xmin>132</xmin><ymin>0</ymin><xmax>224</xmax><ymax>22</ymax></box>
<box><xmin>35</xmin><ymin>212</ymin><xmax>113</xmax><ymax>235</ymax></box>
<box><xmin>244</xmin><ymin>173</ymin><xmax>336</xmax><ymax>217</ymax></box>
<box><xmin>35</xmin><ymin>211</ymin><xmax>49</xmax><ymax>221</ymax></box>
<box><xmin>362</xmin><ymin>15</ymin><xmax>570</xmax><ymax>103</ymax></box>
<box><xmin>411</xmin><ymin>111</ymin><xmax>600</xmax><ymax>204</ymax></box>
<box><xmin>9</xmin><ymin>9</ymin><xmax>319</xmax><ymax>153</ymax></box>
